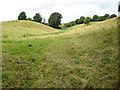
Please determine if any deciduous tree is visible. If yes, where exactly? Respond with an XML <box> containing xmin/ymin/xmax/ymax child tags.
<box><xmin>104</xmin><ymin>14</ymin><xmax>110</xmax><ymax>19</ymax></box>
<box><xmin>84</xmin><ymin>17</ymin><xmax>90</xmax><ymax>25</ymax></box>
<box><xmin>48</xmin><ymin>12</ymin><xmax>62</xmax><ymax>28</ymax></box>
<box><xmin>92</xmin><ymin>15</ymin><xmax>99</xmax><ymax>21</ymax></box>
<box><xmin>79</xmin><ymin>16</ymin><xmax>85</xmax><ymax>24</ymax></box>
<box><xmin>110</xmin><ymin>14</ymin><xmax>117</xmax><ymax>18</ymax></box>
<box><xmin>33</xmin><ymin>13</ymin><xmax>42</xmax><ymax>23</ymax></box>
<box><xmin>18</xmin><ymin>11</ymin><xmax>27</xmax><ymax>20</ymax></box>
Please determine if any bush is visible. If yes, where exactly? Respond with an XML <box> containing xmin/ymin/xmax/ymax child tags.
<box><xmin>92</xmin><ymin>15</ymin><xmax>99</xmax><ymax>21</ymax></box>
<box><xmin>75</xmin><ymin>16</ymin><xmax>85</xmax><ymax>24</ymax></box>
<box><xmin>42</xmin><ymin>22</ymin><xmax>49</xmax><ymax>26</ymax></box>
<box><xmin>75</xmin><ymin>19</ymin><xmax>80</xmax><ymax>24</ymax></box>
<box><xmin>70</xmin><ymin>21</ymin><xmax>75</xmax><ymax>26</ymax></box>
<box><xmin>104</xmin><ymin>14</ymin><xmax>110</xmax><ymax>19</ymax></box>
<box><xmin>110</xmin><ymin>14</ymin><xmax>117</xmax><ymax>18</ymax></box>
<box><xmin>33</xmin><ymin>13</ymin><xmax>42</xmax><ymax>23</ymax></box>
<box><xmin>27</xmin><ymin>17</ymin><xmax>32</xmax><ymax>21</ymax></box>
<box><xmin>79</xmin><ymin>16</ymin><xmax>85</xmax><ymax>24</ymax></box>
<box><xmin>65</xmin><ymin>23</ymin><xmax>72</xmax><ymax>27</ymax></box>
<box><xmin>84</xmin><ymin>17</ymin><xmax>90</xmax><ymax>25</ymax></box>
<box><xmin>97</xmin><ymin>16</ymin><xmax>106</xmax><ymax>21</ymax></box>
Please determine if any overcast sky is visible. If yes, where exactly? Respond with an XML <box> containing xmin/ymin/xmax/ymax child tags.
<box><xmin>0</xmin><ymin>0</ymin><xmax>119</xmax><ymax>23</ymax></box>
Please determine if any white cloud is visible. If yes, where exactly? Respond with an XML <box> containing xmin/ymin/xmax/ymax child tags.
<box><xmin>0</xmin><ymin>0</ymin><xmax>118</xmax><ymax>23</ymax></box>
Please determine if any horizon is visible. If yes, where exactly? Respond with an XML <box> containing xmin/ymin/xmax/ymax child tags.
<box><xmin>0</xmin><ymin>0</ymin><xmax>118</xmax><ymax>23</ymax></box>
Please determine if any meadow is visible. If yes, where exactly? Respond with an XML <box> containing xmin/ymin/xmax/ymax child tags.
<box><xmin>2</xmin><ymin>17</ymin><xmax>118</xmax><ymax>88</ymax></box>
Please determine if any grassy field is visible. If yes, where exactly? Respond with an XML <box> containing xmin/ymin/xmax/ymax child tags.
<box><xmin>2</xmin><ymin>20</ymin><xmax>99</xmax><ymax>39</ymax></box>
<box><xmin>2</xmin><ymin>20</ymin><xmax>58</xmax><ymax>38</ymax></box>
<box><xmin>2</xmin><ymin>18</ymin><xmax>118</xmax><ymax>88</ymax></box>
<box><xmin>62</xmin><ymin>22</ymin><xmax>99</xmax><ymax>30</ymax></box>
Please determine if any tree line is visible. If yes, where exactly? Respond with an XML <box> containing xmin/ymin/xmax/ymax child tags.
<box><xmin>18</xmin><ymin>12</ymin><xmax>43</xmax><ymax>23</ymax></box>
<box><xmin>18</xmin><ymin>11</ymin><xmax>62</xmax><ymax>29</ymax></box>
<box><xmin>18</xmin><ymin>11</ymin><xmax>117</xmax><ymax>29</ymax></box>
<box><xmin>64</xmin><ymin>14</ymin><xmax>117</xmax><ymax>28</ymax></box>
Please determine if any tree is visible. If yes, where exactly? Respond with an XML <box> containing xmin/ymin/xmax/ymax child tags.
<box><xmin>43</xmin><ymin>18</ymin><xmax>46</xmax><ymax>23</ymax></box>
<box><xmin>48</xmin><ymin>12</ymin><xmax>62</xmax><ymax>28</ymax></box>
<box><xmin>79</xmin><ymin>16</ymin><xmax>85</xmax><ymax>24</ymax></box>
<box><xmin>27</xmin><ymin>17</ymin><xmax>32</xmax><ymax>21</ymax></box>
<box><xmin>18</xmin><ymin>11</ymin><xmax>27</xmax><ymax>20</ymax></box>
<box><xmin>98</xmin><ymin>16</ymin><xmax>105</xmax><ymax>21</ymax></box>
<box><xmin>110</xmin><ymin>14</ymin><xmax>117</xmax><ymax>18</ymax></box>
<box><xmin>41</xmin><ymin>18</ymin><xmax>49</xmax><ymax>26</ymax></box>
<box><xmin>75</xmin><ymin>19</ymin><xmax>80</xmax><ymax>24</ymax></box>
<box><xmin>70</xmin><ymin>21</ymin><xmax>75</xmax><ymax>26</ymax></box>
<box><xmin>65</xmin><ymin>23</ymin><xmax>72</xmax><ymax>27</ymax></box>
<box><xmin>92</xmin><ymin>15</ymin><xmax>99</xmax><ymax>21</ymax></box>
<box><xmin>33</xmin><ymin>13</ymin><xmax>42</xmax><ymax>23</ymax></box>
<box><xmin>90</xmin><ymin>17</ymin><xmax>92</xmax><ymax>22</ymax></box>
<box><xmin>118</xmin><ymin>5</ymin><xmax>120</xmax><ymax>12</ymax></box>
<box><xmin>104</xmin><ymin>14</ymin><xmax>110</xmax><ymax>19</ymax></box>
<box><xmin>84</xmin><ymin>17</ymin><xmax>90</xmax><ymax>25</ymax></box>
<box><xmin>75</xmin><ymin>16</ymin><xmax>85</xmax><ymax>24</ymax></box>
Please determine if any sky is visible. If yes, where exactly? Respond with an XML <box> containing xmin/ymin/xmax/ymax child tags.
<box><xmin>0</xmin><ymin>0</ymin><xmax>119</xmax><ymax>23</ymax></box>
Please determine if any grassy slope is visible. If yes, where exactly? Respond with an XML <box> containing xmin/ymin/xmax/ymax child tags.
<box><xmin>2</xmin><ymin>20</ymin><xmax>58</xmax><ymax>38</ymax></box>
<box><xmin>2</xmin><ymin>20</ymin><xmax>98</xmax><ymax>39</ymax></box>
<box><xmin>2</xmin><ymin>18</ymin><xmax>118</xmax><ymax>88</ymax></box>
<box><xmin>64</xmin><ymin>22</ymin><xmax>99</xmax><ymax>31</ymax></box>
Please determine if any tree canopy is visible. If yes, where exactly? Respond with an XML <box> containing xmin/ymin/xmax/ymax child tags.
<box><xmin>118</xmin><ymin>5</ymin><xmax>120</xmax><ymax>12</ymax></box>
<box><xmin>92</xmin><ymin>15</ymin><xmax>99</xmax><ymax>21</ymax></box>
<box><xmin>97</xmin><ymin>16</ymin><xmax>106</xmax><ymax>21</ymax></box>
<box><xmin>104</xmin><ymin>14</ymin><xmax>110</xmax><ymax>19</ymax></box>
<box><xmin>79</xmin><ymin>16</ymin><xmax>85</xmax><ymax>24</ymax></box>
<box><xmin>48</xmin><ymin>12</ymin><xmax>62</xmax><ymax>29</ymax></box>
<box><xmin>33</xmin><ymin>13</ymin><xmax>42</xmax><ymax>23</ymax></box>
<box><xmin>84</xmin><ymin>17</ymin><xmax>90</xmax><ymax>25</ymax></box>
<box><xmin>75</xmin><ymin>19</ymin><xmax>80</xmax><ymax>24</ymax></box>
<box><xmin>110</xmin><ymin>14</ymin><xmax>117</xmax><ymax>18</ymax></box>
<box><xmin>17</xmin><ymin>11</ymin><xmax>117</xmax><ymax>29</ymax></box>
<box><xmin>27</xmin><ymin>17</ymin><xmax>32</xmax><ymax>21</ymax></box>
<box><xmin>18</xmin><ymin>11</ymin><xmax>27</xmax><ymax>20</ymax></box>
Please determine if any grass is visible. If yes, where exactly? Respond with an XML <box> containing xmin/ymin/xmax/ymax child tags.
<box><xmin>2</xmin><ymin>17</ymin><xmax>119</xmax><ymax>88</ymax></box>
<box><xmin>2</xmin><ymin>20</ymin><xmax>58</xmax><ymax>38</ymax></box>
<box><xmin>2</xmin><ymin>20</ymin><xmax>98</xmax><ymax>39</ymax></box>
<box><xmin>62</xmin><ymin>22</ymin><xmax>99</xmax><ymax>30</ymax></box>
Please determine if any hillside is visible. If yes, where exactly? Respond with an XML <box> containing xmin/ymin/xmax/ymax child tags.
<box><xmin>2</xmin><ymin>20</ymin><xmax>58</xmax><ymax>38</ymax></box>
<box><xmin>2</xmin><ymin>17</ymin><xmax>118</xmax><ymax>88</ymax></box>
<box><xmin>63</xmin><ymin>22</ymin><xmax>99</xmax><ymax>31</ymax></box>
<box><xmin>2</xmin><ymin>20</ymin><xmax>100</xmax><ymax>39</ymax></box>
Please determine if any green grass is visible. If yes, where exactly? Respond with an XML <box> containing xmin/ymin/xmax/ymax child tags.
<box><xmin>2</xmin><ymin>20</ymin><xmax>58</xmax><ymax>38</ymax></box>
<box><xmin>2</xmin><ymin>20</ymin><xmax>99</xmax><ymax>39</ymax></box>
<box><xmin>63</xmin><ymin>22</ymin><xmax>99</xmax><ymax>30</ymax></box>
<box><xmin>2</xmin><ymin>18</ymin><xmax>118</xmax><ymax>88</ymax></box>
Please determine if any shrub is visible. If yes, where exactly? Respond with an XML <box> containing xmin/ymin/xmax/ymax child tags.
<box><xmin>104</xmin><ymin>14</ymin><xmax>110</xmax><ymax>19</ymax></box>
<box><xmin>27</xmin><ymin>17</ymin><xmax>32</xmax><ymax>21</ymax></box>
<box><xmin>84</xmin><ymin>17</ymin><xmax>90</xmax><ymax>25</ymax></box>
<box><xmin>110</xmin><ymin>14</ymin><xmax>117</xmax><ymax>18</ymax></box>
<box><xmin>42</xmin><ymin>22</ymin><xmax>49</xmax><ymax>26</ymax></box>
<box><xmin>75</xmin><ymin>19</ymin><xmax>80</xmax><ymax>24</ymax></box>
<box><xmin>92</xmin><ymin>15</ymin><xmax>99</xmax><ymax>21</ymax></box>
<box><xmin>70</xmin><ymin>21</ymin><xmax>75</xmax><ymax>26</ymax></box>
<box><xmin>97</xmin><ymin>16</ymin><xmax>106</xmax><ymax>21</ymax></box>
<box><xmin>79</xmin><ymin>16</ymin><xmax>85</xmax><ymax>24</ymax></box>
<box><xmin>33</xmin><ymin>13</ymin><xmax>42</xmax><ymax>23</ymax></box>
<box><xmin>64</xmin><ymin>23</ymin><xmax>72</xmax><ymax>27</ymax></box>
